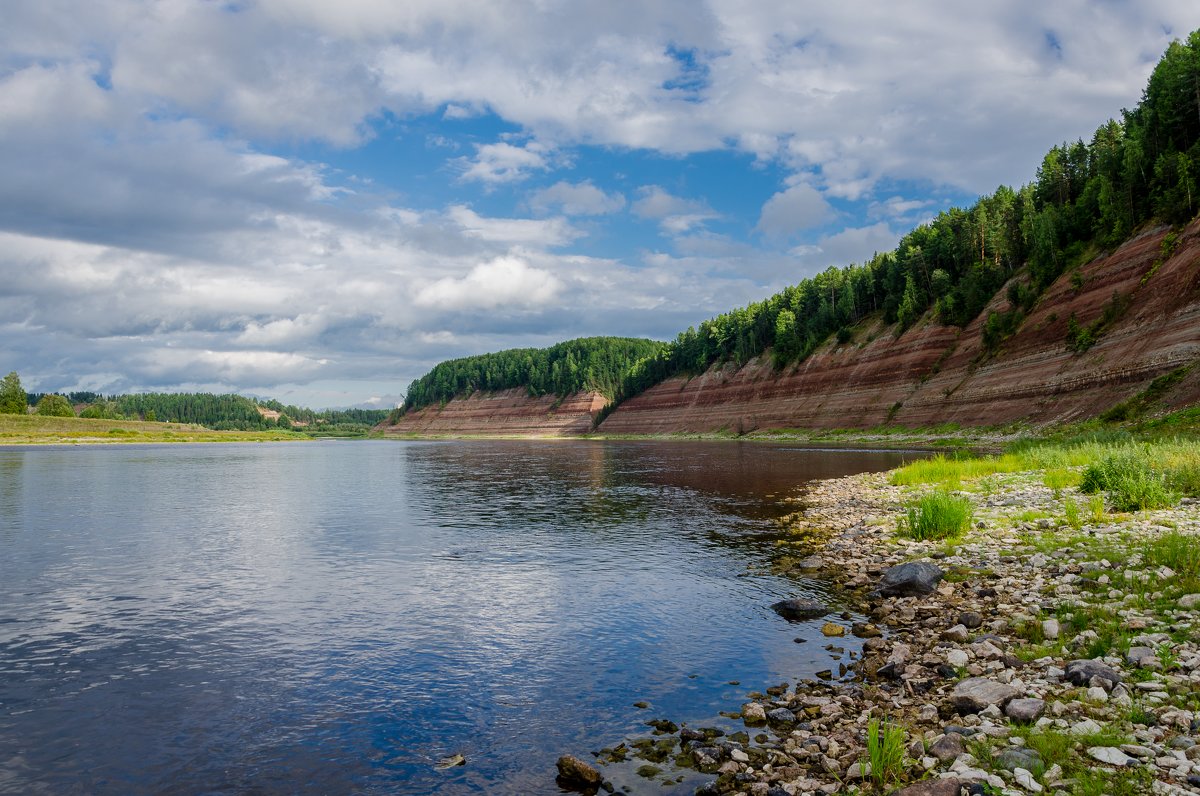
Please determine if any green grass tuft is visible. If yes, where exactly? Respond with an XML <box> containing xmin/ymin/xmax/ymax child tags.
<box><xmin>898</xmin><ymin>490</ymin><xmax>974</xmax><ymax>541</ymax></box>
<box><xmin>866</xmin><ymin>717</ymin><xmax>906</xmax><ymax>790</ymax></box>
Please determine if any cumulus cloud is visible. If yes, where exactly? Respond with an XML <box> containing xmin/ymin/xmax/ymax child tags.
<box><xmin>529</xmin><ymin>180</ymin><xmax>626</xmax><ymax>216</ymax></box>
<box><xmin>447</xmin><ymin>205</ymin><xmax>581</xmax><ymax>247</ymax></box>
<box><xmin>458</xmin><ymin>141</ymin><xmax>553</xmax><ymax>184</ymax></box>
<box><xmin>756</xmin><ymin>184</ymin><xmax>834</xmax><ymax>240</ymax></box>
<box><xmin>632</xmin><ymin>186</ymin><xmax>719</xmax><ymax>234</ymax></box>
<box><xmin>413</xmin><ymin>256</ymin><xmax>563</xmax><ymax>310</ymax></box>
<box><xmin>3</xmin><ymin>1</ymin><xmax>1200</xmax><ymax>404</ymax></box>
<box><xmin>790</xmin><ymin>222</ymin><xmax>900</xmax><ymax>269</ymax></box>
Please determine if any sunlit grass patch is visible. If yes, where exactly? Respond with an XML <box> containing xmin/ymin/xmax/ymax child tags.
<box><xmin>898</xmin><ymin>490</ymin><xmax>974</xmax><ymax>541</ymax></box>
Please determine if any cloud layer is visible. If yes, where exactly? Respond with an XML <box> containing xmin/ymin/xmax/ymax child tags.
<box><xmin>2</xmin><ymin>1</ymin><xmax>1199</xmax><ymax>405</ymax></box>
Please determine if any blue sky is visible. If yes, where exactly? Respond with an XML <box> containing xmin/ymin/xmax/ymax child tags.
<box><xmin>2</xmin><ymin>1</ymin><xmax>1198</xmax><ymax>408</ymax></box>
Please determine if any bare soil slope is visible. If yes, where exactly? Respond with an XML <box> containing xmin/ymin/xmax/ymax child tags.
<box><xmin>599</xmin><ymin>220</ymin><xmax>1200</xmax><ymax>434</ymax></box>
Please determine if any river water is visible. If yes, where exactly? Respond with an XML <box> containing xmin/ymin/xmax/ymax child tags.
<box><xmin>0</xmin><ymin>440</ymin><xmax>920</xmax><ymax>794</ymax></box>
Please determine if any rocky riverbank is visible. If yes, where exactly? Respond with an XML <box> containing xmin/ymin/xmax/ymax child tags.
<box><xmin>559</xmin><ymin>464</ymin><xmax>1200</xmax><ymax>796</ymax></box>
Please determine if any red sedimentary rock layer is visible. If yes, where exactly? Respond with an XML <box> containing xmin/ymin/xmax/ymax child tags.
<box><xmin>599</xmin><ymin>220</ymin><xmax>1200</xmax><ymax>434</ymax></box>
<box><xmin>379</xmin><ymin>389</ymin><xmax>607</xmax><ymax>436</ymax></box>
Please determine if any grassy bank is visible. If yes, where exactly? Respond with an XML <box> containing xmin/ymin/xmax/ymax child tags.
<box><xmin>0</xmin><ymin>414</ymin><xmax>310</xmax><ymax>445</ymax></box>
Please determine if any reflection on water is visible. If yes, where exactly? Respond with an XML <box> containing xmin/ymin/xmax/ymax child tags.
<box><xmin>0</xmin><ymin>440</ymin><xmax>920</xmax><ymax>794</ymax></box>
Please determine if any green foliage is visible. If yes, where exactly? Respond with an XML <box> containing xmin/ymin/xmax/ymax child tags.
<box><xmin>1063</xmin><ymin>497</ymin><xmax>1082</xmax><ymax>529</ymax></box>
<box><xmin>401</xmin><ymin>336</ymin><xmax>666</xmax><ymax>414</ymax></box>
<box><xmin>1101</xmin><ymin>364</ymin><xmax>1192</xmax><ymax>422</ymax></box>
<box><xmin>1144</xmin><ymin>531</ymin><xmax>1200</xmax><ymax>579</ymax></box>
<box><xmin>78</xmin><ymin>401</ymin><xmax>122</xmax><ymax>420</ymax></box>
<box><xmin>1080</xmin><ymin>450</ymin><xmax>1179</xmax><ymax>510</ymax></box>
<box><xmin>1065</xmin><ymin>314</ymin><xmax>1095</xmax><ymax>353</ymax></box>
<box><xmin>899</xmin><ymin>490</ymin><xmax>974</xmax><ymax>541</ymax></box>
<box><xmin>865</xmin><ymin>717</ymin><xmax>907</xmax><ymax>790</ymax></box>
<box><xmin>0</xmin><ymin>372</ymin><xmax>27</xmax><ymax>415</ymax></box>
<box><xmin>35</xmin><ymin>394</ymin><xmax>75</xmax><ymax>417</ymax></box>
<box><xmin>589</xmin><ymin>32</ymin><xmax>1200</xmax><ymax>410</ymax></box>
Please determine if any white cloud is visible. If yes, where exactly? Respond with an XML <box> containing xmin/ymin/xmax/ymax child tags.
<box><xmin>447</xmin><ymin>205</ymin><xmax>581</xmax><ymax>247</ymax></box>
<box><xmin>632</xmin><ymin>186</ymin><xmax>718</xmax><ymax>234</ymax></box>
<box><xmin>529</xmin><ymin>180</ymin><xmax>625</xmax><ymax>215</ymax></box>
<box><xmin>458</xmin><ymin>141</ymin><xmax>552</xmax><ymax>184</ymax></box>
<box><xmin>789</xmin><ymin>222</ymin><xmax>899</xmax><ymax>269</ymax></box>
<box><xmin>756</xmin><ymin>183</ymin><xmax>833</xmax><ymax>240</ymax></box>
<box><xmin>413</xmin><ymin>256</ymin><xmax>562</xmax><ymax>310</ymax></box>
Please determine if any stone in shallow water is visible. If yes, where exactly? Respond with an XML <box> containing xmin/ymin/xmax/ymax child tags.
<box><xmin>874</xmin><ymin>561</ymin><xmax>945</xmax><ymax>597</ymax></box>
<box><xmin>555</xmin><ymin>755</ymin><xmax>602</xmax><ymax>789</ymax></box>
<box><xmin>766</xmin><ymin>707</ymin><xmax>797</xmax><ymax>727</ymax></box>
<box><xmin>770</xmin><ymin>598</ymin><xmax>829</xmax><ymax>621</ymax></box>
<box><xmin>821</xmin><ymin>622</ymin><xmax>846</xmax><ymax>637</ymax></box>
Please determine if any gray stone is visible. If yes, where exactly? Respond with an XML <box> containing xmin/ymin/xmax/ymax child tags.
<box><xmin>852</xmin><ymin>622</ymin><xmax>882</xmax><ymax>638</ymax></box>
<box><xmin>890</xmin><ymin>779</ymin><xmax>968</xmax><ymax>796</ymax></box>
<box><xmin>943</xmin><ymin>624</ymin><xmax>970</xmax><ymax>642</ymax></box>
<box><xmin>1005</xmin><ymin>698</ymin><xmax>1047</xmax><ymax>723</ymax></box>
<box><xmin>771</xmin><ymin>598</ymin><xmax>828</xmax><ymax>621</ymax></box>
<box><xmin>928</xmin><ymin>732</ymin><xmax>965</xmax><ymax>762</ymax></box>
<box><xmin>959</xmin><ymin>611</ymin><xmax>984</xmax><ymax>629</ymax></box>
<box><xmin>1041</xmin><ymin>618</ymin><xmax>1060</xmax><ymax>640</ymax></box>
<box><xmin>996</xmin><ymin>747</ymin><xmax>1044</xmax><ymax>772</ymax></box>
<box><xmin>1014</xmin><ymin>767</ymin><xmax>1043</xmax><ymax>793</ymax></box>
<box><xmin>1179</xmin><ymin>594</ymin><xmax>1200</xmax><ymax>609</ymax></box>
<box><xmin>875</xmin><ymin>561</ymin><xmax>945</xmax><ymax>598</ymax></box>
<box><xmin>1065</xmin><ymin>659</ymin><xmax>1123</xmax><ymax>688</ymax></box>
<box><xmin>950</xmin><ymin>677</ymin><xmax>1020</xmax><ymax>713</ymax></box>
<box><xmin>741</xmin><ymin>702</ymin><xmax>766</xmax><ymax>724</ymax></box>
<box><xmin>765</xmin><ymin>707</ymin><xmax>796</xmax><ymax>726</ymax></box>
<box><xmin>556</xmin><ymin>755</ymin><xmax>602</xmax><ymax>790</ymax></box>
<box><xmin>1126</xmin><ymin>646</ymin><xmax>1156</xmax><ymax>666</ymax></box>
<box><xmin>1087</xmin><ymin>746</ymin><xmax>1135</xmax><ymax>766</ymax></box>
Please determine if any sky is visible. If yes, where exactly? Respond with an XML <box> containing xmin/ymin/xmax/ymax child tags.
<box><xmin>3</xmin><ymin>2</ymin><xmax>1200</xmax><ymax>409</ymax></box>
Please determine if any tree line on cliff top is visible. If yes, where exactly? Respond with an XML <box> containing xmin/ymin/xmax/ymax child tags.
<box><xmin>396</xmin><ymin>337</ymin><xmax>666</xmax><ymax>417</ymax></box>
<box><xmin>602</xmin><ymin>31</ymin><xmax>1200</xmax><ymax>403</ymax></box>
<box><xmin>400</xmin><ymin>33</ymin><xmax>1200</xmax><ymax>417</ymax></box>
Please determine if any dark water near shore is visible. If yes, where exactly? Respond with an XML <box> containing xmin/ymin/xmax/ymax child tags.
<box><xmin>0</xmin><ymin>440</ymin><xmax>920</xmax><ymax>794</ymax></box>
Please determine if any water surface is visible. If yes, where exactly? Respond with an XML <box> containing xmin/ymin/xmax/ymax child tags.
<box><xmin>0</xmin><ymin>440</ymin><xmax>919</xmax><ymax>794</ymax></box>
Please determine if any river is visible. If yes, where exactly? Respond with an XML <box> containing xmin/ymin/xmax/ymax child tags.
<box><xmin>0</xmin><ymin>440</ymin><xmax>921</xmax><ymax>794</ymax></box>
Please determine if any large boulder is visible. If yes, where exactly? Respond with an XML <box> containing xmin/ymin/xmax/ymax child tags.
<box><xmin>873</xmin><ymin>561</ymin><xmax>945</xmax><ymax>597</ymax></box>
<box><xmin>770</xmin><ymin>598</ymin><xmax>829</xmax><ymax>621</ymax></box>
<box><xmin>949</xmin><ymin>677</ymin><xmax>1020</xmax><ymax>713</ymax></box>
<box><xmin>1064</xmin><ymin>659</ymin><xmax>1123</xmax><ymax>688</ymax></box>
<box><xmin>555</xmin><ymin>755</ymin><xmax>602</xmax><ymax>791</ymax></box>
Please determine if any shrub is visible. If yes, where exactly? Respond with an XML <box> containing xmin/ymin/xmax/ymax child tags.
<box><xmin>35</xmin><ymin>394</ymin><xmax>75</xmax><ymax>417</ymax></box>
<box><xmin>899</xmin><ymin>490</ymin><xmax>974</xmax><ymax>541</ymax></box>
<box><xmin>1080</xmin><ymin>451</ymin><xmax>1178</xmax><ymax>511</ymax></box>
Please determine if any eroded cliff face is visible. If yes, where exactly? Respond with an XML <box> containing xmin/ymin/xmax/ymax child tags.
<box><xmin>378</xmin><ymin>389</ymin><xmax>607</xmax><ymax>437</ymax></box>
<box><xmin>599</xmin><ymin>220</ymin><xmax>1200</xmax><ymax>434</ymax></box>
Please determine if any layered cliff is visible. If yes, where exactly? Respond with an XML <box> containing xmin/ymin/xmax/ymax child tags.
<box><xmin>597</xmin><ymin>219</ymin><xmax>1200</xmax><ymax>434</ymax></box>
<box><xmin>379</xmin><ymin>389</ymin><xmax>607</xmax><ymax>437</ymax></box>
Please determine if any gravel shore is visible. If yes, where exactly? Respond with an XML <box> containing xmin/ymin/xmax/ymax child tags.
<box><xmin>561</xmin><ymin>466</ymin><xmax>1200</xmax><ymax>796</ymax></box>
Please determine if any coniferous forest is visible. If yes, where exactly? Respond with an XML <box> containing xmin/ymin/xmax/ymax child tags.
<box><xmin>606</xmin><ymin>33</ymin><xmax>1200</xmax><ymax>399</ymax></box>
<box><xmin>401</xmin><ymin>34</ymin><xmax>1200</xmax><ymax>419</ymax></box>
